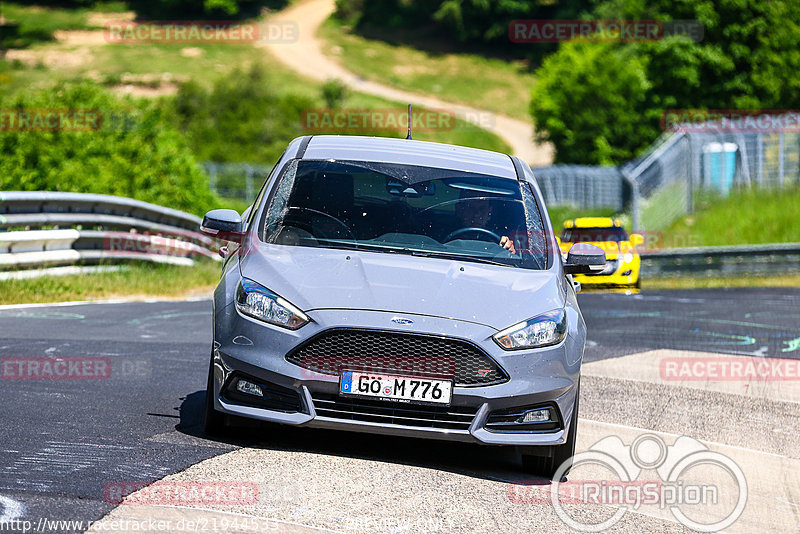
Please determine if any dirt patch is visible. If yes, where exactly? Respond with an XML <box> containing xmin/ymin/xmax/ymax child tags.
<box><xmin>180</xmin><ymin>47</ymin><xmax>204</xmax><ymax>58</ymax></box>
<box><xmin>5</xmin><ymin>47</ymin><xmax>94</xmax><ymax>69</ymax></box>
<box><xmin>110</xmin><ymin>83</ymin><xmax>179</xmax><ymax>98</ymax></box>
<box><xmin>87</xmin><ymin>11</ymin><xmax>136</xmax><ymax>27</ymax></box>
<box><xmin>54</xmin><ymin>29</ymin><xmax>107</xmax><ymax>46</ymax></box>
<box><xmin>393</xmin><ymin>64</ymin><xmax>431</xmax><ymax>76</ymax></box>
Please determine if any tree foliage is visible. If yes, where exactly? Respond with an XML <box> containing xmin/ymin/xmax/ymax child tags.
<box><xmin>126</xmin><ymin>0</ymin><xmax>289</xmax><ymax>19</ymax></box>
<box><xmin>168</xmin><ymin>64</ymin><xmax>315</xmax><ymax>165</ymax></box>
<box><xmin>0</xmin><ymin>83</ymin><xmax>218</xmax><ymax>216</ymax></box>
<box><xmin>532</xmin><ymin>0</ymin><xmax>800</xmax><ymax>164</ymax></box>
<box><xmin>531</xmin><ymin>42</ymin><xmax>656</xmax><ymax>165</ymax></box>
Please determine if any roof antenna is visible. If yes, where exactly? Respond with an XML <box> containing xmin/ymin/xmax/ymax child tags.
<box><xmin>406</xmin><ymin>104</ymin><xmax>413</xmax><ymax>140</ymax></box>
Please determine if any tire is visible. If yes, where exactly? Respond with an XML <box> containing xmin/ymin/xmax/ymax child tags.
<box><xmin>203</xmin><ymin>355</ymin><xmax>226</xmax><ymax>436</ymax></box>
<box><xmin>521</xmin><ymin>383</ymin><xmax>579</xmax><ymax>481</ymax></box>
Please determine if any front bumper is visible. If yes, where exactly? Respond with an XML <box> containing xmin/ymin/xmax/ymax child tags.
<box><xmin>211</xmin><ymin>307</ymin><xmax>582</xmax><ymax>447</ymax></box>
<box><xmin>574</xmin><ymin>255</ymin><xmax>640</xmax><ymax>287</ymax></box>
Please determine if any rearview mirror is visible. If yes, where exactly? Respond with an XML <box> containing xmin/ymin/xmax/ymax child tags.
<box><xmin>201</xmin><ymin>209</ymin><xmax>245</xmax><ymax>242</ymax></box>
<box><xmin>563</xmin><ymin>243</ymin><xmax>606</xmax><ymax>275</ymax></box>
<box><xmin>630</xmin><ymin>233</ymin><xmax>644</xmax><ymax>247</ymax></box>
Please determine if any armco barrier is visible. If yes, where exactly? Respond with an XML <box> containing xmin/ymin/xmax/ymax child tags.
<box><xmin>0</xmin><ymin>192</ymin><xmax>220</xmax><ymax>275</ymax></box>
<box><xmin>640</xmin><ymin>242</ymin><xmax>800</xmax><ymax>277</ymax></box>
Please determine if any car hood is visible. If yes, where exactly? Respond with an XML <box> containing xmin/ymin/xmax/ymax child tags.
<box><xmin>239</xmin><ymin>243</ymin><xmax>565</xmax><ymax>331</ymax></box>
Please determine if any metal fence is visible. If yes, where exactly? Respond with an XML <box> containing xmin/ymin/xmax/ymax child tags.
<box><xmin>203</xmin><ymin>114</ymin><xmax>800</xmax><ymax>232</ymax></box>
<box><xmin>624</xmin><ymin>113</ymin><xmax>800</xmax><ymax>231</ymax></box>
<box><xmin>203</xmin><ymin>162</ymin><xmax>272</xmax><ymax>200</ymax></box>
<box><xmin>0</xmin><ymin>192</ymin><xmax>219</xmax><ymax>278</ymax></box>
<box><xmin>532</xmin><ymin>165</ymin><xmax>625</xmax><ymax>211</ymax></box>
<box><xmin>640</xmin><ymin>242</ymin><xmax>800</xmax><ymax>277</ymax></box>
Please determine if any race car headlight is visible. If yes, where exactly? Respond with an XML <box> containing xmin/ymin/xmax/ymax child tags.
<box><xmin>623</xmin><ymin>252</ymin><xmax>634</xmax><ymax>263</ymax></box>
<box><xmin>235</xmin><ymin>279</ymin><xmax>309</xmax><ymax>330</ymax></box>
<box><xmin>493</xmin><ymin>309</ymin><xmax>567</xmax><ymax>350</ymax></box>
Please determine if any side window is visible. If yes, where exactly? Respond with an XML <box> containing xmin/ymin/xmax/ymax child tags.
<box><xmin>245</xmin><ymin>150</ymin><xmax>288</xmax><ymax>231</ymax></box>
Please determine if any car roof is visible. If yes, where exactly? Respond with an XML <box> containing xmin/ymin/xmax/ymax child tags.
<box><xmin>300</xmin><ymin>135</ymin><xmax>518</xmax><ymax>180</ymax></box>
<box><xmin>564</xmin><ymin>217</ymin><xmax>624</xmax><ymax>229</ymax></box>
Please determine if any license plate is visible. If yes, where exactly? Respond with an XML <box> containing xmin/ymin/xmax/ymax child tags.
<box><xmin>340</xmin><ymin>370</ymin><xmax>453</xmax><ymax>405</ymax></box>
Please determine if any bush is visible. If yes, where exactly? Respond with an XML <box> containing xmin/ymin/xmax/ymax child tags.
<box><xmin>321</xmin><ymin>79</ymin><xmax>349</xmax><ymax>108</ymax></box>
<box><xmin>532</xmin><ymin>0</ymin><xmax>800</xmax><ymax>164</ymax></box>
<box><xmin>531</xmin><ymin>42</ymin><xmax>658</xmax><ymax>165</ymax></box>
<box><xmin>0</xmin><ymin>83</ymin><xmax>219</xmax><ymax>216</ymax></box>
<box><xmin>169</xmin><ymin>63</ymin><xmax>316</xmax><ymax>165</ymax></box>
<box><xmin>126</xmin><ymin>0</ymin><xmax>288</xmax><ymax>19</ymax></box>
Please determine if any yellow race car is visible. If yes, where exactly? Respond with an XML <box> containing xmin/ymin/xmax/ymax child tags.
<box><xmin>558</xmin><ymin>217</ymin><xmax>644</xmax><ymax>288</ymax></box>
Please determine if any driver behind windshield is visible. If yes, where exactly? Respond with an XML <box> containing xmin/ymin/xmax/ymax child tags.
<box><xmin>453</xmin><ymin>197</ymin><xmax>517</xmax><ymax>254</ymax></box>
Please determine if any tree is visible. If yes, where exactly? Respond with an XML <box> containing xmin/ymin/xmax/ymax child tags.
<box><xmin>531</xmin><ymin>42</ymin><xmax>657</xmax><ymax>165</ymax></box>
<box><xmin>0</xmin><ymin>83</ymin><xmax>218</xmax><ymax>216</ymax></box>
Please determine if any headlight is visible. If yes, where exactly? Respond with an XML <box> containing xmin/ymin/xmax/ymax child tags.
<box><xmin>235</xmin><ymin>279</ymin><xmax>309</xmax><ymax>330</ymax></box>
<box><xmin>493</xmin><ymin>309</ymin><xmax>567</xmax><ymax>350</ymax></box>
<box><xmin>623</xmin><ymin>252</ymin><xmax>634</xmax><ymax>263</ymax></box>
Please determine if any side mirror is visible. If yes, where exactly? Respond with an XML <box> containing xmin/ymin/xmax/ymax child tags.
<box><xmin>563</xmin><ymin>243</ymin><xmax>606</xmax><ymax>275</ymax></box>
<box><xmin>201</xmin><ymin>209</ymin><xmax>245</xmax><ymax>242</ymax></box>
<box><xmin>630</xmin><ymin>233</ymin><xmax>644</xmax><ymax>247</ymax></box>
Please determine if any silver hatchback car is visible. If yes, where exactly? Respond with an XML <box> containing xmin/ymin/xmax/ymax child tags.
<box><xmin>201</xmin><ymin>135</ymin><xmax>604</xmax><ymax>479</ymax></box>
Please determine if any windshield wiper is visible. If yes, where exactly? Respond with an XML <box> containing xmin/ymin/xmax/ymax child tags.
<box><xmin>316</xmin><ymin>240</ymin><xmax>516</xmax><ymax>267</ymax></box>
<box><xmin>421</xmin><ymin>251</ymin><xmax>517</xmax><ymax>267</ymax></box>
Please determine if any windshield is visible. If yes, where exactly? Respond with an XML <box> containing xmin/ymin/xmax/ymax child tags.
<box><xmin>259</xmin><ymin>159</ymin><xmax>547</xmax><ymax>269</ymax></box>
<box><xmin>561</xmin><ymin>227</ymin><xmax>629</xmax><ymax>243</ymax></box>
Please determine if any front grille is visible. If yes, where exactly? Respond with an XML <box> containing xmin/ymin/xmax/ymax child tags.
<box><xmin>312</xmin><ymin>393</ymin><xmax>477</xmax><ymax>430</ymax></box>
<box><xmin>286</xmin><ymin>328</ymin><xmax>507</xmax><ymax>386</ymax></box>
<box><xmin>586</xmin><ymin>258</ymin><xmax>618</xmax><ymax>276</ymax></box>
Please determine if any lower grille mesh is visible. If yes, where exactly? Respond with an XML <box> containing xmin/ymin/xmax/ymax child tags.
<box><xmin>286</xmin><ymin>328</ymin><xmax>507</xmax><ymax>386</ymax></box>
<box><xmin>312</xmin><ymin>393</ymin><xmax>476</xmax><ymax>430</ymax></box>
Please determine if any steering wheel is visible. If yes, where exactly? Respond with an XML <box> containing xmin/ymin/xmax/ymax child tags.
<box><xmin>285</xmin><ymin>207</ymin><xmax>355</xmax><ymax>240</ymax></box>
<box><xmin>444</xmin><ymin>227</ymin><xmax>502</xmax><ymax>244</ymax></box>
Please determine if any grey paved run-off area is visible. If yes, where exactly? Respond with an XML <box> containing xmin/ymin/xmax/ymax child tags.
<box><xmin>0</xmin><ymin>288</ymin><xmax>797</xmax><ymax>532</ymax></box>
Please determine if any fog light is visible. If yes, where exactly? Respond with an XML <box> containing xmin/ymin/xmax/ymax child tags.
<box><xmin>236</xmin><ymin>379</ymin><xmax>263</xmax><ymax>397</ymax></box>
<box><xmin>518</xmin><ymin>408</ymin><xmax>551</xmax><ymax>423</ymax></box>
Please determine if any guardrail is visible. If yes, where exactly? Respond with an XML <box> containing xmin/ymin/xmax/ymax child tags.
<box><xmin>0</xmin><ymin>192</ymin><xmax>220</xmax><ymax>278</ymax></box>
<box><xmin>640</xmin><ymin>242</ymin><xmax>800</xmax><ymax>277</ymax></box>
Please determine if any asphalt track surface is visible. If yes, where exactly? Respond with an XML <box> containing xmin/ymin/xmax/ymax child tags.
<box><xmin>0</xmin><ymin>288</ymin><xmax>798</xmax><ymax>533</ymax></box>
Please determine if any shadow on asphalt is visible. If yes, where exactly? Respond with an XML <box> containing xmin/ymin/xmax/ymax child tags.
<box><xmin>174</xmin><ymin>390</ymin><xmax>550</xmax><ymax>486</ymax></box>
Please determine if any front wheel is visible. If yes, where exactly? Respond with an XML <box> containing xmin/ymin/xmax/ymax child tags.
<box><xmin>520</xmin><ymin>383</ymin><xmax>579</xmax><ymax>480</ymax></box>
<box><xmin>203</xmin><ymin>355</ymin><xmax>226</xmax><ymax>436</ymax></box>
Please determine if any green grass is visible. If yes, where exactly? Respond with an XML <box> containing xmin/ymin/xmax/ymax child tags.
<box><xmin>642</xmin><ymin>273</ymin><xmax>800</xmax><ymax>290</ymax></box>
<box><xmin>318</xmin><ymin>17</ymin><xmax>536</xmax><ymax>121</ymax></box>
<box><xmin>664</xmin><ymin>187</ymin><xmax>800</xmax><ymax>247</ymax></box>
<box><xmin>0</xmin><ymin>22</ymin><xmax>509</xmax><ymax>154</ymax></box>
<box><xmin>0</xmin><ymin>260</ymin><xmax>221</xmax><ymax>305</ymax></box>
<box><xmin>1</xmin><ymin>2</ymin><xmax>98</xmax><ymax>48</ymax></box>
